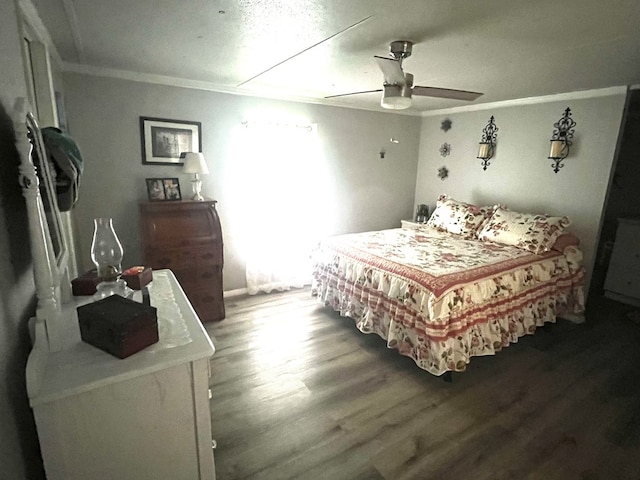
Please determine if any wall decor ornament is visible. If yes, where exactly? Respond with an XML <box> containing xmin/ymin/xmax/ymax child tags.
<box><xmin>441</xmin><ymin>118</ymin><xmax>452</xmax><ymax>132</ymax></box>
<box><xmin>439</xmin><ymin>142</ymin><xmax>451</xmax><ymax>157</ymax></box>
<box><xmin>548</xmin><ymin>107</ymin><xmax>576</xmax><ymax>173</ymax></box>
<box><xmin>438</xmin><ymin>166</ymin><xmax>449</xmax><ymax>180</ymax></box>
<box><xmin>477</xmin><ymin>115</ymin><xmax>498</xmax><ymax>170</ymax></box>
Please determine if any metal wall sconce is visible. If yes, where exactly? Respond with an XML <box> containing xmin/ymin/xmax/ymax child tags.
<box><xmin>548</xmin><ymin>107</ymin><xmax>576</xmax><ymax>173</ymax></box>
<box><xmin>380</xmin><ymin>138</ymin><xmax>400</xmax><ymax>159</ymax></box>
<box><xmin>477</xmin><ymin>115</ymin><xmax>498</xmax><ymax>170</ymax></box>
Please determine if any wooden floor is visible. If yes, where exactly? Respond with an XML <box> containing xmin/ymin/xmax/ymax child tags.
<box><xmin>206</xmin><ymin>290</ymin><xmax>640</xmax><ymax>480</ymax></box>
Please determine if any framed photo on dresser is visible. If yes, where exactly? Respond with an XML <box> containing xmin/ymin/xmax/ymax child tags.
<box><xmin>145</xmin><ymin>177</ymin><xmax>182</xmax><ymax>201</ymax></box>
<box><xmin>140</xmin><ymin>116</ymin><xmax>201</xmax><ymax>165</ymax></box>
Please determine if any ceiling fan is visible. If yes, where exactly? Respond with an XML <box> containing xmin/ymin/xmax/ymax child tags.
<box><xmin>326</xmin><ymin>40</ymin><xmax>483</xmax><ymax>110</ymax></box>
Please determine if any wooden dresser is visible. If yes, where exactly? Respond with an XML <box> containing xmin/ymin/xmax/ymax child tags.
<box><xmin>140</xmin><ymin>199</ymin><xmax>225</xmax><ymax>322</ymax></box>
<box><xmin>604</xmin><ymin>217</ymin><xmax>640</xmax><ymax>306</ymax></box>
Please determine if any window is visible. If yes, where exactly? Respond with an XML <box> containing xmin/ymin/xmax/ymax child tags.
<box><xmin>230</xmin><ymin>118</ymin><xmax>332</xmax><ymax>294</ymax></box>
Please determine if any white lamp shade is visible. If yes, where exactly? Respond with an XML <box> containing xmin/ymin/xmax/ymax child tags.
<box><xmin>182</xmin><ymin>152</ymin><xmax>209</xmax><ymax>174</ymax></box>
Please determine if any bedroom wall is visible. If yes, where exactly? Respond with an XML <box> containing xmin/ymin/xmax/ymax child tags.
<box><xmin>61</xmin><ymin>73</ymin><xmax>421</xmax><ymax>291</ymax></box>
<box><xmin>0</xmin><ymin>1</ymin><xmax>46</xmax><ymax>479</ymax></box>
<box><xmin>414</xmin><ymin>89</ymin><xmax>628</xmax><ymax>298</ymax></box>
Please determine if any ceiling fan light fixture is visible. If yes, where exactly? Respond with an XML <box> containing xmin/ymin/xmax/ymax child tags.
<box><xmin>381</xmin><ymin>84</ymin><xmax>411</xmax><ymax>110</ymax></box>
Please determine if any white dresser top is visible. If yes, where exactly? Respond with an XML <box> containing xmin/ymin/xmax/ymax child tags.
<box><xmin>26</xmin><ymin>270</ymin><xmax>215</xmax><ymax>406</ymax></box>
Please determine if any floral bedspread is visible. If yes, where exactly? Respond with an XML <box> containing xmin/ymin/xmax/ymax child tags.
<box><xmin>311</xmin><ymin>227</ymin><xmax>585</xmax><ymax>376</ymax></box>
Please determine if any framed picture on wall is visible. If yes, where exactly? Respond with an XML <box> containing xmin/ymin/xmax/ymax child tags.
<box><xmin>140</xmin><ymin>117</ymin><xmax>201</xmax><ymax>165</ymax></box>
<box><xmin>145</xmin><ymin>177</ymin><xmax>182</xmax><ymax>201</ymax></box>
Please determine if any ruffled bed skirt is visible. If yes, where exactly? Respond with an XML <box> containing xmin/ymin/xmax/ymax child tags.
<box><xmin>311</xmin><ymin>263</ymin><xmax>585</xmax><ymax>376</ymax></box>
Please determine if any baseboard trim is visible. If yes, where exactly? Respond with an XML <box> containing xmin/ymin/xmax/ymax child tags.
<box><xmin>223</xmin><ymin>288</ymin><xmax>248</xmax><ymax>298</ymax></box>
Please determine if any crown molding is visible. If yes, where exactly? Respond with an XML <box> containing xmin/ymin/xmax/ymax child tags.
<box><xmin>62</xmin><ymin>62</ymin><xmax>421</xmax><ymax>116</ymax></box>
<box><xmin>421</xmin><ymin>86</ymin><xmax>629</xmax><ymax>117</ymax></box>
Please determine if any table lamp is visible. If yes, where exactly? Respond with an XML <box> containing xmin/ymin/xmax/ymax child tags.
<box><xmin>182</xmin><ymin>152</ymin><xmax>209</xmax><ymax>201</ymax></box>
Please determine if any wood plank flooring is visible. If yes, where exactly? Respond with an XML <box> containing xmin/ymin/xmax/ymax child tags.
<box><xmin>205</xmin><ymin>290</ymin><xmax>640</xmax><ymax>480</ymax></box>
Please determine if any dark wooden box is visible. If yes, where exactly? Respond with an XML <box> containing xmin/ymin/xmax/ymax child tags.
<box><xmin>77</xmin><ymin>295</ymin><xmax>159</xmax><ymax>359</ymax></box>
<box><xmin>71</xmin><ymin>269</ymin><xmax>101</xmax><ymax>296</ymax></box>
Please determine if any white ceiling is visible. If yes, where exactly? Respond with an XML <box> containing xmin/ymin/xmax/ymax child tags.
<box><xmin>29</xmin><ymin>0</ymin><xmax>640</xmax><ymax>114</ymax></box>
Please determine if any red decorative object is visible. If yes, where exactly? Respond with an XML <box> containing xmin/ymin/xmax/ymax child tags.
<box><xmin>122</xmin><ymin>266</ymin><xmax>153</xmax><ymax>290</ymax></box>
<box><xmin>71</xmin><ymin>269</ymin><xmax>101</xmax><ymax>296</ymax></box>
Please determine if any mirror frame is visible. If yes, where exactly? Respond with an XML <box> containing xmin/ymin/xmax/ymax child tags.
<box><xmin>16</xmin><ymin>110</ymin><xmax>71</xmax><ymax>352</ymax></box>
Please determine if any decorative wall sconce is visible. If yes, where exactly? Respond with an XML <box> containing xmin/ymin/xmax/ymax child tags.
<box><xmin>477</xmin><ymin>115</ymin><xmax>498</xmax><ymax>170</ymax></box>
<box><xmin>548</xmin><ymin>107</ymin><xmax>576</xmax><ymax>173</ymax></box>
<box><xmin>380</xmin><ymin>138</ymin><xmax>400</xmax><ymax>158</ymax></box>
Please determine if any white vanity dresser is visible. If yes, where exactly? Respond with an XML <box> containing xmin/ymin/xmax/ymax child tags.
<box><xmin>17</xmin><ymin>113</ymin><xmax>216</xmax><ymax>479</ymax></box>
<box><xmin>27</xmin><ymin>271</ymin><xmax>216</xmax><ymax>480</ymax></box>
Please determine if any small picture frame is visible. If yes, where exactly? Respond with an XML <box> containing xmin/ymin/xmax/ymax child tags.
<box><xmin>140</xmin><ymin>116</ymin><xmax>201</xmax><ymax>165</ymax></box>
<box><xmin>145</xmin><ymin>178</ymin><xmax>182</xmax><ymax>202</ymax></box>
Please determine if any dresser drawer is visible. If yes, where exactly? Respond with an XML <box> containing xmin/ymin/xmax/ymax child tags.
<box><xmin>604</xmin><ymin>217</ymin><xmax>640</xmax><ymax>302</ymax></box>
<box><xmin>604</xmin><ymin>264</ymin><xmax>640</xmax><ymax>299</ymax></box>
<box><xmin>189</xmin><ymin>282</ymin><xmax>225</xmax><ymax>322</ymax></box>
<box><xmin>145</xmin><ymin>247</ymin><xmax>222</xmax><ymax>269</ymax></box>
<box><xmin>175</xmin><ymin>265</ymin><xmax>222</xmax><ymax>289</ymax></box>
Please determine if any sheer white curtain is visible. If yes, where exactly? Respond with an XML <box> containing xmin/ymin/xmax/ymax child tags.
<box><xmin>234</xmin><ymin>120</ymin><xmax>329</xmax><ymax>295</ymax></box>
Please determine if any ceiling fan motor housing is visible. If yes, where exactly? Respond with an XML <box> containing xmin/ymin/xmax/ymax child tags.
<box><xmin>390</xmin><ymin>40</ymin><xmax>413</xmax><ymax>61</ymax></box>
<box><xmin>382</xmin><ymin>72</ymin><xmax>413</xmax><ymax>109</ymax></box>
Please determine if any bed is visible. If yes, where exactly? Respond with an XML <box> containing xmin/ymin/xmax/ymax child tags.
<box><xmin>311</xmin><ymin>195</ymin><xmax>586</xmax><ymax>377</ymax></box>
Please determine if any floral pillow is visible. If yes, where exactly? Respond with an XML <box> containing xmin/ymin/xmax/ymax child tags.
<box><xmin>477</xmin><ymin>207</ymin><xmax>571</xmax><ymax>254</ymax></box>
<box><xmin>426</xmin><ymin>195</ymin><xmax>498</xmax><ymax>239</ymax></box>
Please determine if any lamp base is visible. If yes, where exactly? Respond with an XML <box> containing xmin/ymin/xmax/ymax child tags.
<box><xmin>93</xmin><ymin>278</ymin><xmax>133</xmax><ymax>301</ymax></box>
<box><xmin>191</xmin><ymin>178</ymin><xmax>204</xmax><ymax>201</ymax></box>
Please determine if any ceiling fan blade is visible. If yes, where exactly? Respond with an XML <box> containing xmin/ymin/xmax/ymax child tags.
<box><xmin>325</xmin><ymin>89</ymin><xmax>383</xmax><ymax>99</ymax></box>
<box><xmin>374</xmin><ymin>56</ymin><xmax>405</xmax><ymax>85</ymax></box>
<box><xmin>412</xmin><ymin>85</ymin><xmax>483</xmax><ymax>101</ymax></box>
